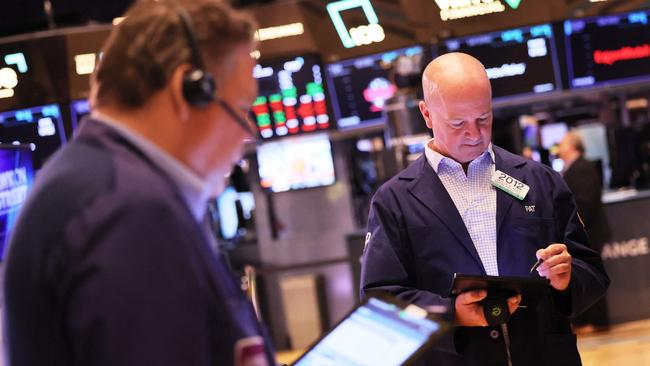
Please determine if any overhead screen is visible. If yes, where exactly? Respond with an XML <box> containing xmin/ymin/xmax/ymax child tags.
<box><xmin>564</xmin><ymin>10</ymin><xmax>650</xmax><ymax>89</ymax></box>
<box><xmin>439</xmin><ymin>24</ymin><xmax>562</xmax><ymax>101</ymax></box>
<box><xmin>325</xmin><ymin>46</ymin><xmax>424</xmax><ymax>130</ymax></box>
<box><xmin>252</xmin><ymin>55</ymin><xmax>331</xmax><ymax>140</ymax></box>
<box><xmin>0</xmin><ymin>104</ymin><xmax>66</xmax><ymax>169</ymax></box>
<box><xmin>256</xmin><ymin>133</ymin><xmax>335</xmax><ymax>193</ymax></box>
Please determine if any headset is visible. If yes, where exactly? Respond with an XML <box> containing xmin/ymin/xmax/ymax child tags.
<box><xmin>175</xmin><ymin>6</ymin><xmax>258</xmax><ymax>139</ymax></box>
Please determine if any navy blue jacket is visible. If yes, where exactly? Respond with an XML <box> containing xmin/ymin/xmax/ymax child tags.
<box><xmin>4</xmin><ymin>119</ymin><xmax>275</xmax><ymax>366</ymax></box>
<box><xmin>361</xmin><ymin>146</ymin><xmax>609</xmax><ymax>366</ymax></box>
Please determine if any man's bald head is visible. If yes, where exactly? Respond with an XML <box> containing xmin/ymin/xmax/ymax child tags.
<box><xmin>418</xmin><ymin>52</ymin><xmax>494</xmax><ymax>165</ymax></box>
<box><xmin>422</xmin><ymin>52</ymin><xmax>491</xmax><ymax>107</ymax></box>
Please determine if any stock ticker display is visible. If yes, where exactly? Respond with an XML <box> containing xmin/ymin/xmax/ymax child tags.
<box><xmin>440</xmin><ymin>24</ymin><xmax>562</xmax><ymax>100</ymax></box>
<box><xmin>325</xmin><ymin>46</ymin><xmax>424</xmax><ymax>130</ymax></box>
<box><xmin>564</xmin><ymin>10</ymin><xmax>650</xmax><ymax>89</ymax></box>
<box><xmin>0</xmin><ymin>104</ymin><xmax>67</xmax><ymax>169</ymax></box>
<box><xmin>252</xmin><ymin>55</ymin><xmax>330</xmax><ymax>140</ymax></box>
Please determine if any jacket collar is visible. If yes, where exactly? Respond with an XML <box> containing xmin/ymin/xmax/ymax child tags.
<box><xmin>400</xmin><ymin>146</ymin><xmax>528</xmax><ymax>274</ymax></box>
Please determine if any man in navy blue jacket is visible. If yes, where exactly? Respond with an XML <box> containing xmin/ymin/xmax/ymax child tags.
<box><xmin>4</xmin><ymin>1</ymin><xmax>275</xmax><ymax>365</ymax></box>
<box><xmin>360</xmin><ymin>53</ymin><xmax>609</xmax><ymax>366</ymax></box>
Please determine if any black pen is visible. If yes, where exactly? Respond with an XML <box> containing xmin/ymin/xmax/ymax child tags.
<box><xmin>529</xmin><ymin>258</ymin><xmax>544</xmax><ymax>274</ymax></box>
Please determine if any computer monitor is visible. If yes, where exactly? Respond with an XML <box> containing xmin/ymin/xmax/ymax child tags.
<box><xmin>564</xmin><ymin>9</ymin><xmax>650</xmax><ymax>89</ymax></box>
<box><xmin>0</xmin><ymin>145</ymin><xmax>34</xmax><ymax>260</ymax></box>
<box><xmin>0</xmin><ymin>104</ymin><xmax>67</xmax><ymax>169</ymax></box>
<box><xmin>216</xmin><ymin>186</ymin><xmax>255</xmax><ymax>241</ymax></box>
<box><xmin>69</xmin><ymin>99</ymin><xmax>91</xmax><ymax>130</ymax></box>
<box><xmin>291</xmin><ymin>296</ymin><xmax>446</xmax><ymax>366</ymax></box>
<box><xmin>325</xmin><ymin>46</ymin><xmax>424</xmax><ymax>130</ymax></box>
<box><xmin>252</xmin><ymin>55</ymin><xmax>331</xmax><ymax>140</ymax></box>
<box><xmin>439</xmin><ymin>23</ymin><xmax>563</xmax><ymax>101</ymax></box>
<box><xmin>256</xmin><ymin>133</ymin><xmax>336</xmax><ymax>193</ymax></box>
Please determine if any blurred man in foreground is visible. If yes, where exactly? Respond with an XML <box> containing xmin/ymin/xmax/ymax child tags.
<box><xmin>361</xmin><ymin>53</ymin><xmax>609</xmax><ymax>365</ymax></box>
<box><xmin>4</xmin><ymin>1</ymin><xmax>274</xmax><ymax>365</ymax></box>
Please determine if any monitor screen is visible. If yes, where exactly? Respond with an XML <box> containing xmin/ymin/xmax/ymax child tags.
<box><xmin>256</xmin><ymin>134</ymin><xmax>335</xmax><ymax>193</ymax></box>
<box><xmin>70</xmin><ymin>99</ymin><xmax>91</xmax><ymax>130</ymax></box>
<box><xmin>293</xmin><ymin>297</ymin><xmax>441</xmax><ymax>366</ymax></box>
<box><xmin>252</xmin><ymin>55</ymin><xmax>331</xmax><ymax>140</ymax></box>
<box><xmin>216</xmin><ymin>186</ymin><xmax>255</xmax><ymax>241</ymax></box>
<box><xmin>0</xmin><ymin>145</ymin><xmax>34</xmax><ymax>260</ymax></box>
<box><xmin>0</xmin><ymin>104</ymin><xmax>67</xmax><ymax>169</ymax></box>
<box><xmin>325</xmin><ymin>46</ymin><xmax>424</xmax><ymax>130</ymax></box>
<box><xmin>439</xmin><ymin>24</ymin><xmax>562</xmax><ymax>100</ymax></box>
<box><xmin>0</xmin><ymin>37</ymin><xmax>65</xmax><ymax>112</ymax></box>
<box><xmin>564</xmin><ymin>10</ymin><xmax>650</xmax><ymax>89</ymax></box>
<box><xmin>540</xmin><ymin>122</ymin><xmax>568</xmax><ymax>150</ymax></box>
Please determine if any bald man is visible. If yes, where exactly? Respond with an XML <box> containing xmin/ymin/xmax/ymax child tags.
<box><xmin>360</xmin><ymin>53</ymin><xmax>609</xmax><ymax>366</ymax></box>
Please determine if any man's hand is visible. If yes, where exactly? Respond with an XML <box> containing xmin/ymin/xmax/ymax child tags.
<box><xmin>535</xmin><ymin>243</ymin><xmax>572</xmax><ymax>291</ymax></box>
<box><xmin>455</xmin><ymin>290</ymin><xmax>521</xmax><ymax>326</ymax></box>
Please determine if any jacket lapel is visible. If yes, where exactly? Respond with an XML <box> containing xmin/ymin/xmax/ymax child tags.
<box><xmin>405</xmin><ymin>156</ymin><xmax>486</xmax><ymax>274</ymax></box>
<box><xmin>494</xmin><ymin>146</ymin><xmax>528</xmax><ymax>234</ymax></box>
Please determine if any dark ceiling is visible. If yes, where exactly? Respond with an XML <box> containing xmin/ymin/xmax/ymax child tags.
<box><xmin>0</xmin><ymin>0</ymin><xmax>274</xmax><ymax>38</ymax></box>
<box><xmin>2</xmin><ymin>0</ymin><xmax>650</xmax><ymax>39</ymax></box>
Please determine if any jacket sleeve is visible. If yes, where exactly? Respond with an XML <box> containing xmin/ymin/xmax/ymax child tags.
<box><xmin>552</xmin><ymin>171</ymin><xmax>610</xmax><ymax>317</ymax></box>
<box><xmin>58</xmin><ymin>199</ymin><xmax>230</xmax><ymax>366</ymax></box>
<box><xmin>360</xmin><ymin>186</ymin><xmax>458</xmax><ymax>354</ymax></box>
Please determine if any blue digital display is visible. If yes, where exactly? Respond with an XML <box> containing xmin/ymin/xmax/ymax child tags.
<box><xmin>0</xmin><ymin>145</ymin><xmax>34</xmax><ymax>260</ymax></box>
<box><xmin>70</xmin><ymin>99</ymin><xmax>91</xmax><ymax>130</ymax></box>
<box><xmin>440</xmin><ymin>23</ymin><xmax>562</xmax><ymax>101</ymax></box>
<box><xmin>0</xmin><ymin>104</ymin><xmax>67</xmax><ymax>169</ymax></box>
<box><xmin>325</xmin><ymin>46</ymin><xmax>424</xmax><ymax>130</ymax></box>
<box><xmin>564</xmin><ymin>9</ymin><xmax>650</xmax><ymax>89</ymax></box>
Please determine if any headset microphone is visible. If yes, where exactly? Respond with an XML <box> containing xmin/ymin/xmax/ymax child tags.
<box><xmin>176</xmin><ymin>6</ymin><xmax>259</xmax><ymax>141</ymax></box>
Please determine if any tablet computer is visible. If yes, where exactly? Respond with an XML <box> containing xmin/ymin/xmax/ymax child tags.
<box><xmin>450</xmin><ymin>273</ymin><xmax>550</xmax><ymax>307</ymax></box>
<box><xmin>290</xmin><ymin>295</ymin><xmax>448</xmax><ymax>366</ymax></box>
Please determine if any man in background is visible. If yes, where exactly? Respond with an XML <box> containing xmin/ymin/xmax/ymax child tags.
<box><xmin>3</xmin><ymin>1</ymin><xmax>274</xmax><ymax>365</ymax></box>
<box><xmin>361</xmin><ymin>52</ymin><xmax>609</xmax><ymax>365</ymax></box>
<box><xmin>558</xmin><ymin>131</ymin><xmax>611</xmax><ymax>333</ymax></box>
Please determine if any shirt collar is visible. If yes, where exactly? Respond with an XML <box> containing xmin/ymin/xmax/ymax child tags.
<box><xmin>91</xmin><ymin>111</ymin><xmax>212</xmax><ymax>222</ymax></box>
<box><xmin>424</xmin><ymin>138</ymin><xmax>495</xmax><ymax>173</ymax></box>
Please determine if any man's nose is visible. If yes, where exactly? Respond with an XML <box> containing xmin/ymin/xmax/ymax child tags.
<box><xmin>465</xmin><ymin>121</ymin><xmax>481</xmax><ymax>140</ymax></box>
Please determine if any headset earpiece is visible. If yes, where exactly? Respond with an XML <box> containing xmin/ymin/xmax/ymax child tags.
<box><xmin>182</xmin><ymin>68</ymin><xmax>216</xmax><ymax>107</ymax></box>
<box><xmin>177</xmin><ymin>6</ymin><xmax>217</xmax><ymax>107</ymax></box>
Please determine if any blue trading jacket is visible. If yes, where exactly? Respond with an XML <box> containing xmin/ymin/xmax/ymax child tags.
<box><xmin>361</xmin><ymin>146</ymin><xmax>609</xmax><ymax>366</ymax></box>
<box><xmin>4</xmin><ymin>119</ymin><xmax>275</xmax><ymax>366</ymax></box>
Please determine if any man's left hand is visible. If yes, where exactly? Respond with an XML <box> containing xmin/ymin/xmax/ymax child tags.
<box><xmin>536</xmin><ymin>243</ymin><xmax>572</xmax><ymax>291</ymax></box>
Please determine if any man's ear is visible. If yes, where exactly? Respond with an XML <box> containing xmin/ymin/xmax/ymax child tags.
<box><xmin>419</xmin><ymin>100</ymin><xmax>433</xmax><ymax>129</ymax></box>
<box><xmin>169</xmin><ymin>64</ymin><xmax>192</xmax><ymax>122</ymax></box>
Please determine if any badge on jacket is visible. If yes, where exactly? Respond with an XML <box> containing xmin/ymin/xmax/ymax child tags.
<box><xmin>491</xmin><ymin>170</ymin><xmax>529</xmax><ymax>200</ymax></box>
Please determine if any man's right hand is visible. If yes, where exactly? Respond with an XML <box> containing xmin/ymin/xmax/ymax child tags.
<box><xmin>455</xmin><ymin>290</ymin><xmax>522</xmax><ymax>326</ymax></box>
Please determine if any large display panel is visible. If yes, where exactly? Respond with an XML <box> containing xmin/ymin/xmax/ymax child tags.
<box><xmin>439</xmin><ymin>24</ymin><xmax>562</xmax><ymax>100</ymax></box>
<box><xmin>256</xmin><ymin>133</ymin><xmax>335</xmax><ymax>193</ymax></box>
<box><xmin>325</xmin><ymin>46</ymin><xmax>424</xmax><ymax>130</ymax></box>
<box><xmin>69</xmin><ymin>99</ymin><xmax>91</xmax><ymax>130</ymax></box>
<box><xmin>564</xmin><ymin>10</ymin><xmax>650</xmax><ymax>89</ymax></box>
<box><xmin>216</xmin><ymin>186</ymin><xmax>255</xmax><ymax>241</ymax></box>
<box><xmin>252</xmin><ymin>55</ymin><xmax>331</xmax><ymax>140</ymax></box>
<box><xmin>0</xmin><ymin>145</ymin><xmax>34</xmax><ymax>260</ymax></box>
<box><xmin>0</xmin><ymin>104</ymin><xmax>67</xmax><ymax>169</ymax></box>
<box><xmin>0</xmin><ymin>36</ymin><xmax>66</xmax><ymax>112</ymax></box>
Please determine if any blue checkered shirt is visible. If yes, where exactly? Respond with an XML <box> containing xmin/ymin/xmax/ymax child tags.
<box><xmin>425</xmin><ymin>140</ymin><xmax>499</xmax><ymax>275</ymax></box>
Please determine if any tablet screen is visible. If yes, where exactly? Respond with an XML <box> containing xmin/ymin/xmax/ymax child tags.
<box><xmin>292</xmin><ymin>297</ymin><xmax>442</xmax><ymax>366</ymax></box>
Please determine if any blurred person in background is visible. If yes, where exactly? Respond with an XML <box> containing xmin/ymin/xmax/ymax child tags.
<box><xmin>558</xmin><ymin>131</ymin><xmax>611</xmax><ymax>333</ymax></box>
